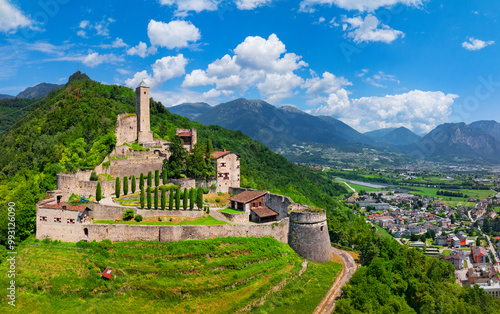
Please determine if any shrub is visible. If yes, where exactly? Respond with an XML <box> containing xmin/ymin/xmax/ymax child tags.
<box><xmin>183</xmin><ymin>188</ymin><xmax>188</xmax><ymax>210</ymax></box>
<box><xmin>202</xmin><ymin>187</ymin><xmax>210</xmax><ymax>194</ymax></box>
<box><xmin>161</xmin><ymin>189</ymin><xmax>166</xmax><ymax>210</ymax></box>
<box><xmin>139</xmin><ymin>173</ymin><xmax>144</xmax><ymax>190</ymax></box>
<box><xmin>162</xmin><ymin>167</ymin><xmax>167</xmax><ymax>185</ymax></box>
<box><xmin>131</xmin><ymin>175</ymin><xmax>136</xmax><ymax>193</ymax></box>
<box><xmin>123</xmin><ymin>176</ymin><xmax>129</xmax><ymax>195</ymax></box>
<box><xmin>154</xmin><ymin>187</ymin><xmax>159</xmax><ymax>210</ymax></box>
<box><xmin>147</xmin><ymin>171</ymin><xmax>152</xmax><ymax>188</ymax></box>
<box><xmin>90</xmin><ymin>171</ymin><xmax>98</xmax><ymax>181</ymax></box>
<box><xmin>211</xmin><ymin>183</ymin><xmax>217</xmax><ymax>190</ymax></box>
<box><xmin>158</xmin><ymin>217</ymin><xmax>162</xmax><ymax>222</ymax></box>
<box><xmin>115</xmin><ymin>177</ymin><xmax>121</xmax><ymax>198</ymax></box>
<box><xmin>123</xmin><ymin>209</ymin><xmax>134</xmax><ymax>220</ymax></box>
<box><xmin>96</xmin><ymin>182</ymin><xmax>102</xmax><ymax>202</ymax></box>
<box><xmin>97</xmin><ymin>239</ymin><xmax>113</xmax><ymax>251</ymax></box>
<box><xmin>140</xmin><ymin>189</ymin><xmax>145</xmax><ymax>209</ymax></box>
<box><xmin>197</xmin><ymin>188</ymin><xmax>203</xmax><ymax>209</ymax></box>
<box><xmin>215</xmin><ymin>197</ymin><xmax>221</xmax><ymax>203</ymax></box>
<box><xmin>42</xmin><ymin>238</ymin><xmax>52</xmax><ymax>244</ymax></box>
<box><xmin>217</xmin><ymin>192</ymin><xmax>223</xmax><ymax>196</ymax></box>
<box><xmin>103</xmin><ymin>161</ymin><xmax>110</xmax><ymax>168</ymax></box>
<box><xmin>134</xmin><ymin>215</ymin><xmax>143</xmax><ymax>222</ymax></box>
<box><xmin>155</xmin><ymin>169</ymin><xmax>160</xmax><ymax>186</ymax></box>
<box><xmin>206</xmin><ymin>207</ymin><xmax>210</xmax><ymax>214</ymax></box>
<box><xmin>76</xmin><ymin>240</ymin><xmax>92</xmax><ymax>248</ymax></box>
<box><xmin>147</xmin><ymin>187</ymin><xmax>152</xmax><ymax>209</ymax></box>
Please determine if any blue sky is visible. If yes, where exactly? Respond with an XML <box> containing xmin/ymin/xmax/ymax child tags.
<box><xmin>1</xmin><ymin>0</ymin><xmax>499</xmax><ymax>134</ymax></box>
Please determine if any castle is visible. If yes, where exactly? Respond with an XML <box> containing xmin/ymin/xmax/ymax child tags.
<box><xmin>35</xmin><ymin>82</ymin><xmax>332</xmax><ymax>264</ymax></box>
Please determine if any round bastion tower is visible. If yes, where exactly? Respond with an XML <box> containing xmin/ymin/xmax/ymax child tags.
<box><xmin>288</xmin><ymin>207</ymin><xmax>332</xmax><ymax>263</ymax></box>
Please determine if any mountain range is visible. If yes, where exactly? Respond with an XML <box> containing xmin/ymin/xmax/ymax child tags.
<box><xmin>170</xmin><ymin>99</ymin><xmax>500</xmax><ymax>164</ymax></box>
<box><xmin>0</xmin><ymin>83</ymin><xmax>62</xmax><ymax>99</ymax></box>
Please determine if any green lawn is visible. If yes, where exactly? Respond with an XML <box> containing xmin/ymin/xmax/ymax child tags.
<box><xmin>406</xmin><ymin>186</ymin><xmax>497</xmax><ymax>201</ymax></box>
<box><xmin>219</xmin><ymin>208</ymin><xmax>245</xmax><ymax>214</ymax></box>
<box><xmin>442</xmin><ymin>249</ymin><xmax>452</xmax><ymax>256</ymax></box>
<box><xmin>94</xmin><ymin>215</ymin><xmax>228</xmax><ymax>225</ymax></box>
<box><xmin>374</xmin><ymin>224</ymin><xmax>393</xmax><ymax>239</ymax></box>
<box><xmin>0</xmin><ymin>237</ymin><xmax>341</xmax><ymax>313</ymax></box>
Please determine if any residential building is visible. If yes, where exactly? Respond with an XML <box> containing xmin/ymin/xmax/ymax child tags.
<box><xmin>446</xmin><ymin>250</ymin><xmax>467</xmax><ymax>270</ymax></box>
<box><xmin>211</xmin><ymin>149</ymin><xmax>240</xmax><ymax>193</ymax></box>
<box><xmin>472</xmin><ymin>246</ymin><xmax>489</xmax><ymax>263</ymax></box>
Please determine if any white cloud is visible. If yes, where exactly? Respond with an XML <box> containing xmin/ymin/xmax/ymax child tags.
<box><xmin>77</xmin><ymin>18</ymin><xmax>114</xmax><ymax>37</ymax></box>
<box><xmin>111</xmin><ymin>38</ymin><xmax>128</xmax><ymax>48</ymax></box>
<box><xmin>125</xmin><ymin>54</ymin><xmax>188</xmax><ymax>88</ymax></box>
<box><xmin>82</xmin><ymin>52</ymin><xmax>124</xmax><ymax>67</ymax></box>
<box><xmin>343</xmin><ymin>14</ymin><xmax>404</xmax><ymax>44</ymax></box>
<box><xmin>462</xmin><ymin>37</ymin><xmax>494</xmax><ymax>51</ymax></box>
<box><xmin>147</xmin><ymin>20</ymin><xmax>201</xmax><ymax>49</ymax></box>
<box><xmin>159</xmin><ymin>0</ymin><xmax>220</xmax><ymax>17</ymax></box>
<box><xmin>152</xmin><ymin>89</ymin><xmax>213</xmax><ymax>107</ymax></box>
<box><xmin>127</xmin><ymin>41</ymin><xmax>157</xmax><ymax>58</ymax></box>
<box><xmin>235</xmin><ymin>0</ymin><xmax>273</xmax><ymax>10</ymax></box>
<box><xmin>203</xmin><ymin>88</ymin><xmax>221</xmax><ymax>98</ymax></box>
<box><xmin>308</xmin><ymin>90</ymin><xmax>458</xmax><ymax>133</ymax></box>
<box><xmin>0</xmin><ymin>0</ymin><xmax>33</xmax><ymax>33</ymax></box>
<box><xmin>360</xmin><ymin>70</ymin><xmax>399</xmax><ymax>87</ymax></box>
<box><xmin>182</xmin><ymin>33</ymin><xmax>308</xmax><ymax>102</ymax></box>
<box><xmin>303</xmin><ymin>71</ymin><xmax>351</xmax><ymax>95</ymax></box>
<box><xmin>299</xmin><ymin>0</ymin><xmax>423</xmax><ymax>13</ymax></box>
<box><xmin>116</xmin><ymin>68</ymin><xmax>131</xmax><ymax>75</ymax></box>
<box><xmin>19</xmin><ymin>41</ymin><xmax>71</xmax><ymax>56</ymax></box>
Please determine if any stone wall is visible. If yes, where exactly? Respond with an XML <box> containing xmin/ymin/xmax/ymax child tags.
<box><xmin>136</xmin><ymin>209</ymin><xmax>205</xmax><ymax>219</ymax></box>
<box><xmin>288</xmin><ymin>212</ymin><xmax>332</xmax><ymax>263</ymax></box>
<box><xmin>220</xmin><ymin>210</ymin><xmax>249</xmax><ymax>223</ymax></box>
<box><xmin>115</xmin><ymin>113</ymin><xmax>137</xmax><ymax>146</ymax></box>
<box><xmin>106</xmin><ymin>162</ymin><xmax>164</xmax><ymax>178</ymax></box>
<box><xmin>88</xmin><ymin>204</ymin><xmax>127</xmax><ymax>220</ymax></box>
<box><xmin>265</xmin><ymin>193</ymin><xmax>293</xmax><ymax>221</ymax></box>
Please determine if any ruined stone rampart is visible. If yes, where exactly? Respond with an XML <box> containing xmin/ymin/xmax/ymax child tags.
<box><xmin>115</xmin><ymin>113</ymin><xmax>137</xmax><ymax>146</ymax></box>
<box><xmin>288</xmin><ymin>211</ymin><xmax>332</xmax><ymax>263</ymax></box>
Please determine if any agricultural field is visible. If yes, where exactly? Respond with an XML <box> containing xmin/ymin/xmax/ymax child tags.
<box><xmin>0</xmin><ymin>237</ymin><xmax>341</xmax><ymax>313</ymax></box>
<box><xmin>408</xmin><ymin>186</ymin><xmax>497</xmax><ymax>201</ymax></box>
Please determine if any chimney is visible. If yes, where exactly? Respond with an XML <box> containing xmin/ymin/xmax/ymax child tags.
<box><xmin>62</xmin><ymin>205</ymin><xmax>67</xmax><ymax>210</ymax></box>
<box><xmin>223</xmin><ymin>148</ymin><xmax>226</xmax><ymax>152</ymax></box>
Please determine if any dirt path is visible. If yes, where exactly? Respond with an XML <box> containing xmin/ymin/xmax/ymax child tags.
<box><xmin>314</xmin><ymin>247</ymin><xmax>358</xmax><ymax>314</ymax></box>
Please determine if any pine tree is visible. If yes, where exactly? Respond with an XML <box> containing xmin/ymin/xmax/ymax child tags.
<box><xmin>197</xmin><ymin>187</ymin><xmax>203</xmax><ymax>210</ymax></box>
<box><xmin>189</xmin><ymin>188</ymin><xmax>195</xmax><ymax>210</ymax></box>
<box><xmin>147</xmin><ymin>171</ymin><xmax>152</xmax><ymax>188</ymax></box>
<box><xmin>123</xmin><ymin>176</ymin><xmax>129</xmax><ymax>195</ymax></box>
<box><xmin>139</xmin><ymin>173</ymin><xmax>144</xmax><ymax>190</ymax></box>
<box><xmin>115</xmin><ymin>177</ymin><xmax>121</xmax><ymax>198</ymax></box>
<box><xmin>155</xmin><ymin>169</ymin><xmax>160</xmax><ymax>186</ymax></box>
<box><xmin>131</xmin><ymin>175</ymin><xmax>136</xmax><ymax>193</ymax></box>
<box><xmin>96</xmin><ymin>182</ymin><xmax>102</xmax><ymax>202</ymax></box>
<box><xmin>162</xmin><ymin>167</ymin><xmax>167</xmax><ymax>185</ymax></box>
<box><xmin>183</xmin><ymin>188</ymin><xmax>188</xmax><ymax>210</ymax></box>
<box><xmin>161</xmin><ymin>189</ymin><xmax>166</xmax><ymax>210</ymax></box>
<box><xmin>169</xmin><ymin>188</ymin><xmax>174</xmax><ymax>211</ymax></box>
<box><xmin>175</xmin><ymin>189</ymin><xmax>181</xmax><ymax>210</ymax></box>
<box><xmin>147</xmin><ymin>187</ymin><xmax>152</xmax><ymax>210</ymax></box>
<box><xmin>140</xmin><ymin>189</ymin><xmax>145</xmax><ymax>209</ymax></box>
<box><xmin>154</xmin><ymin>187</ymin><xmax>158</xmax><ymax>210</ymax></box>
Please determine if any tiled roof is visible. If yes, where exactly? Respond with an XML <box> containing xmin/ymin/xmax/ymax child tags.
<box><xmin>229</xmin><ymin>190</ymin><xmax>268</xmax><ymax>203</ymax></box>
<box><xmin>251</xmin><ymin>206</ymin><xmax>277</xmax><ymax>218</ymax></box>
<box><xmin>472</xmin><ymin>246</ymin><xmax>488</xmax><ymax>257</ymax></box>
<box><xmin>41</xmin><ymin>202</ymin><xmax>88</xmax><ymax>212</ymax></box>
<box><xmin>177</xmin><ymin>132</ymin><xmax>192</xmax><ymax>137</ymax></box>
<box><xmin>211</xmin><ymin>150</ymin><xmax>232</xmax><ymax>159</ymax></box>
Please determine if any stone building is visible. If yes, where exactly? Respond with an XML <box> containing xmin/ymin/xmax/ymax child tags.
<box><xmin>136</xmin><ymin>81</ymin><xmax>154</xmax><ymax>145</ymax></box>
<box><xmin>228</xmin><ymin>190</ymin><xmax>278</xmax><ymax>223</ymax></box>
<box><xmin>211</xmin><ymin>150</ymin><xmax>240</xmax><ymax>193</ymax></box>
<box><xmin>175</xmin><ymin>128</ymin><xmax>197</xmax><ymax>152</ymax></box>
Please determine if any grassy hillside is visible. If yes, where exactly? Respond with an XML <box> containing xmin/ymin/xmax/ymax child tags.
<box><xmin>0</xmin><ymin>237</ymin><xmax>341</xmax><ymax>313</ymax></box>
<box><xmin>0</xmin><ymin>75</ymin><xmax>346</xmax><ymax>245</ymax></box>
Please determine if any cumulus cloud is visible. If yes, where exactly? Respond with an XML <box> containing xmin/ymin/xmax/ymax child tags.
<box><xmin>0</xmin><ymin>0</ymin><xmax>33</xmax><ymax>33</ymax></box>
<box><xmin>147</xmin><ymin>20</ymin><xmax>201</xmax><ymax>49</ymax></box>
<box><xmin>125</xmin><ymin>54</ymin><xmax>188</xmax><ymax>88</ymax></box>
<box><xmin>235</xmin><ymin>0</ymin><xmax>273</xmax><ymax>10</ymax></box>
<box><xmin>203</xmin><ymin>88</ymin><xmax>221</xmax><ymax>98</ymax></box>
<box><xmin>308</xmin><ymin>90</ymin><xmax>458</xmax><ymax>133</ymax></box>
<box><xmin>303</xmin><ymin>71</ymin><xmax>351</xmax><ymax>95</ymax></box>
<box><xmin>82</xmin><ymin>52</ymin><xmax>124</xmax><ymax>67</ymax></box>
<box><xmin>182</xmin><ymin>33</ymin><xmax>308</xmax><ymax>102</ymax></box>
<box><xmin>127</xmin><ymin>41</ymin><xmax>157</xmax><ymax>58</ymax></box>
<box><xmin>299</xmin><ymin>0</ymin><xmax>423</xmax><ymax>13</ymax></box>
<box><xmin>462</xmin><ymin>37</ymin><xmax>494</xmax><ymax>51</ymax></box>
<box><xmin>100</xmin><ymin>38</ymin><xmax>129</xmax><ymax>49</ymax></box>
<box><xmin>343</xmin><ymin>14</ymin><xmax>404</xmax><ymax>44</ymax></box>
<box><xmin>159</xmin><ymin>0</ymin><xmax>220</xmax><ymax>17</ymax></box>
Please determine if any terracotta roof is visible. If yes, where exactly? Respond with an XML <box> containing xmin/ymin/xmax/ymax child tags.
<box><xmin>251</xmin><ymin>206</ymin><xmax>278</xmax><ymax>218</ymax></box>
<box><xmin>211</xmin><ymin>150</ymin><xmax>233</xmax><ymax>159</ymax></box>
<box><xmin>41</xmin><ymin>202</ymin><xmax>88</xmax><ymax>212</ymax></box>
<box><xmin>472</xmin><ymin>246</ymin><xmax>488</xmax><ymax>257</ymax></box>
<box><xmin>229</xmin><ymin>190</ymin><xmax>268</xmax><ymax>203</ymax></box>
<box><xmin>177</xmin><ymin>132</ymin><xmax>192</xmax><ymax>137</ymax></box>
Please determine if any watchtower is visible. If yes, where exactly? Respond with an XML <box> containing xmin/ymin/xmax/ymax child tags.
<box><xmin>136</xmin><ymin>81</ymin><xmax>153</xmax><ymax>145</ymax></box>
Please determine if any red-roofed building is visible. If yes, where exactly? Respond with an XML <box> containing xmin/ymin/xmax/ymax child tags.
<box><xmin>472</xmin><ymin>246</ymin><xmax>489</xmax><ymax>263</ymax></box>
<box><xmin>175</xmin><ymin>128</ymin><xmax>197</xmax><ymax>152</ymax></box>
<box><xmin>210</xmin><ymin>149</ymin><xmax>240</xmax><ymax>193</ymax></box>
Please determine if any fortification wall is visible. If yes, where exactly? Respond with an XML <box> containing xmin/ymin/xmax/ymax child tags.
<box><xmin>265</xmin><ymin>194</ymin><xmax>292</xmax><ymax>221</ymax></box>
<box><xmin>88</xmin><ymin>204</ymin><xmax>127</xmax><ymax>220</ymax></box>
<box><xmin>89</xmin><ymin>204</ymin><xmax>205</xmax><ymax>221</ymax></box>
<box><xmin>220</xmin><ymin>211</ymin><xmax>249</xmax><ymax>223</ymax></box>
<box><xmin>115</xmin><ymin>113</ymin><xmax>137</xmax><ymax>146</ymax></box>
<box><xmin>105</xmin><ymin>162</ymin><xmax>164</xmax><ymax>178</ymax></box>
<box><xmin>288</xmin><ymin>212</ymin><xmax>332</xmax><ymax>263</ymax></box>
<box><xmin>89</xmin><ymin>224</ymin><xmax>161</xmax><ymax>242</ymax></box>
<box><xmin>135</xmin><ymin>209</ymin><xmax>204</xmax><ymax>219</ymax></box>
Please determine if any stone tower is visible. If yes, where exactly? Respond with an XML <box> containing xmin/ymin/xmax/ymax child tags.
<box><xmin>136</xmin><ymin>81</ymin><xmax>153</xmax><ymax>145</ymax></box>
<box><xmin>288</xmin><ymin>210</ymin><xmax>332</xmax><ymax>263</ymax></box>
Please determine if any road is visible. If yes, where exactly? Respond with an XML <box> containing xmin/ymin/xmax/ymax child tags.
<box><xmin>314</xmin><ymin>247</ymin><xmax>358</xmax><ymax>314</ymax></box>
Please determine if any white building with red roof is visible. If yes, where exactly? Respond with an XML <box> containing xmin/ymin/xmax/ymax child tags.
<box><xmin>211</xmin><ymin>149</ymin><xmax>240</xmax><ymax>193</ymax></box>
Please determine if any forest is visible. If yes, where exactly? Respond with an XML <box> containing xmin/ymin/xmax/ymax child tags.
<box><xmin>0</xmin><ymin>72</ymin><xmax>347</xmax><ymax>246</ymax></box>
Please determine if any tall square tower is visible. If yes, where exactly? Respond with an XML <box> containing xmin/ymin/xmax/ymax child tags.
<box><xmin>136</xmin><ymin>81</ymin><xmax>153</xmax><ymax>145</ymax></box>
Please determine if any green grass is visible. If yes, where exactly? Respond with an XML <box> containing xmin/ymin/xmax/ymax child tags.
<box><xmin>442</xmin><ymin>249</ymin><xmax>452</xmax><ymax>256</ymax></box>
<box><xmin>94</xmin><ymin>216</ymin><xmax>228</xmax><ymax>225</ymax></box>
<box><xmin>251</xmin><ymin>261</ymin><xmax>342</xmax><ymax>314</ymax></box>
<box><xmin>219</xmin><ymin>208</ymin><xmax>245</xmax><ymax>214</ymax></box>
<box><xmin>335</xmin><ymin>180</ymin><xmax>380</xmax><ymax>193</ymax></box>
<box><xmin>374</xmin><ymin>224</ymin><xmax>393</xmax><ymax>239</ymax></box>
<box><xmin>0</xmin><ymin>237</ymin><xmax>341</xmax><ymax>313</ymax></box>
<box><xmin>404</xmin><ymin>186</ymin><xmax>497</xmax><ymax>201</ymax></box>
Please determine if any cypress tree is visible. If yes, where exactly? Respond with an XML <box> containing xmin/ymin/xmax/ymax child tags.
<box><xmin>140</xmin><ymin>189</ymin><xmax>145</xmax><ymax>209</ymax></box>
<box><xmin>96</xmin><ymin>182</ymin><xmax>102</xmax><ymax>202</ymax></box>
<box><xmin>175</xmin><ymin>189</ymin><xmax>181</xmax><ymax>210</ymax></box>
<box><xmin>115</xmin><ymin>177</ymin><xmax>121</xmax><ymax>198</ymax></box>
<box><xmin>169</xmin><ymin>188</ymin><xmax>174</xmax><ymax>210</ymax></box>
<box><xmin>139</xmin><ymin>173</ymin><xmax>144</xmax><ymax>190</ymax></box>
<box><xmin>161</xmin><ymin>189</ymin><xmax>166</xmax><ymax>210</ymax></box>
<box><xmin>162</xmin><ymin>167</ymin><xmax>167</xmax><ymax>185</ymax></box>
<box><xmin>155</xmin><ymin>169</ymin><xmax>160</xmax><ymax>186</ymax></box>
<box><xmin>147</xmin><ymin>171</ymin><xmax>152</xmax><ymax>188</ymax></box>
<box><xmin>189</xmin><ymin>188</ymin><xmax>195</xmax><ymax>210</ymax></box>
<box><xmin>197</xmin><ymin>188</ymin><xmax>203</xmax><ymax>210</ymax></box>
<box><xmin>183</xmin><ymin>188</ymin><xmax>188</xmax><ymax>210</ymax></box>
<box><xmin>147</xmin><ymin>187</ymin><xmax>152</xmax><ymax>210</ymax></box>
<box><xmin>154</xmin><ymin>187</ymin><xmax>159</xmax><ymax>210</ymax></box>
<box><xmin>131</xmin><ymin>175</ymin><xmax>136</xmax><ymax>193</ymax></box>
<box><xmin>123</xmin><ymin>176</ymin><xmax>129</xmax><ymax>195</ymax></box>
